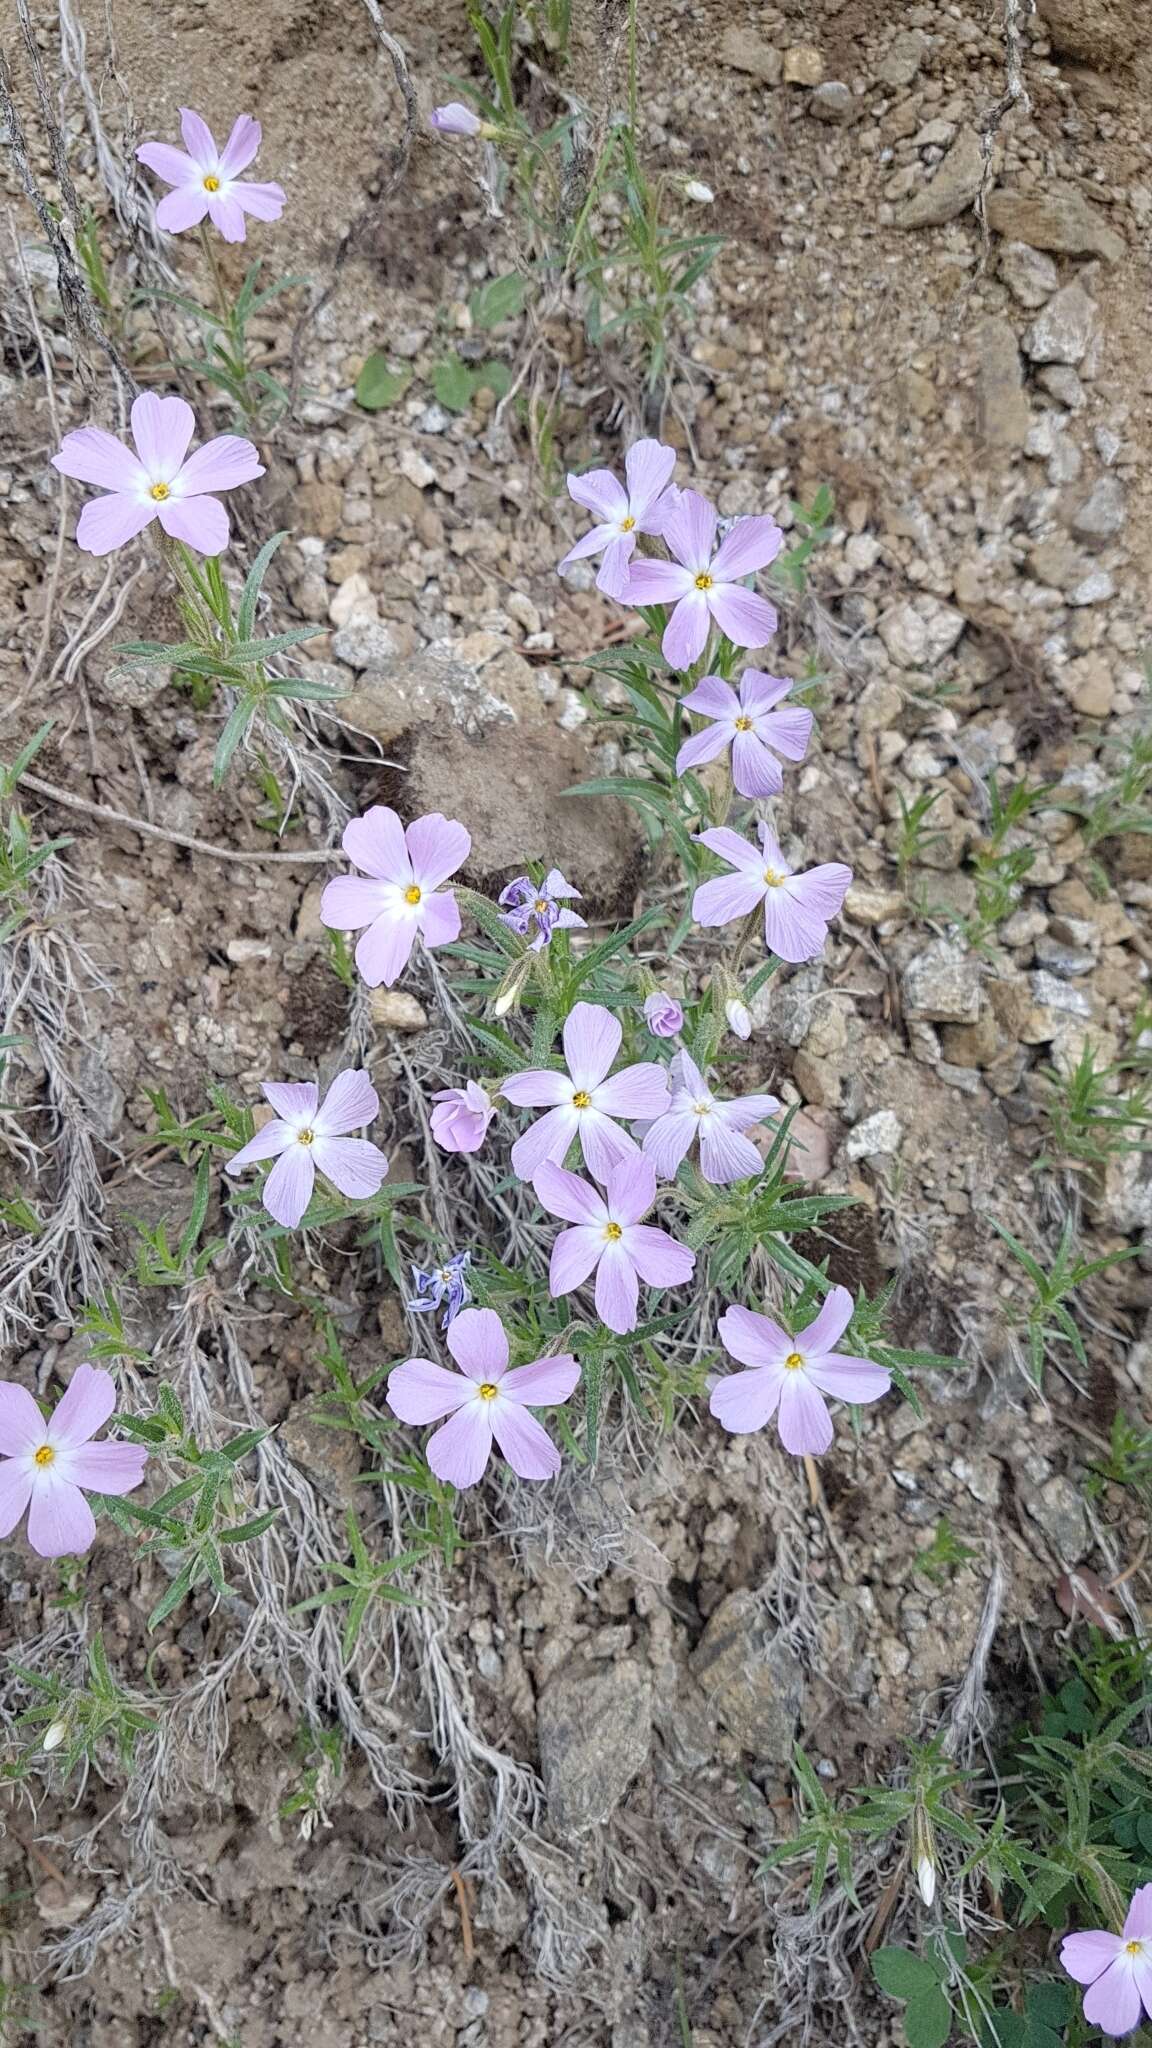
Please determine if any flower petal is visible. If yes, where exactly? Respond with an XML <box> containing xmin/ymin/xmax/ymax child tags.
<box><xmin>797</xmin><ymin>1285</ymin><xmax>855</xmax><ymax>1353</ymax></box>
<box><xmin>578</xmin><ymin>1108</ymin><xmax>639</xmax><ymax>1185</ymax></box>
<box><xmin>804</xmin><ymin>1353</ymin><xmax>891</xmax><ymax>1405</ymax></box>
<box><xmin>663</xmin><ymin>488</ymin><xmax>717</xmax><ymax>573</ymax></box>
<box><xmin>549</xmin><ymin>1224</ymin><xmax>605</xmax><ymax>1297</ymax></box>
<box><xmin>511</xmin><ymin>1103</ymin><xmax>581</xmax><ymax>1181</ymax></box>
<box><xmin>500</xmin><ymin>1353</ymin><xmax>580</xmax><ymax>1406</ymax></box>
<box><xmin>63</xmin><ymin>1442</ymin><xmax>149</xmax><ymax>1496</ymax></box>
<box><xmin>787</xmin><ymin>863</ymin><xmax>853</xmax><ymax>922</ymax></box>
<box><xmin>566</xmin><ymin>467</ymin><xmax>628</xmax><ymax>523</ymax></box>
<box><xmin>155</xmin><ymin>186</ymin><xmax>212</xmax><ymax>233</ymax></box>
<box><xmin>27</xmin><ymin>1472</ymin><xmax>96</xmax><ymax>1558</ymax></box>
<box><xmin>595</xmin><ymin>1243</ymin><xmax>639</xmax><ymax>1334</ymax></box>
<box><xmin>232</xmin><ymin>180</ymin><xmax>286</xmax><ymax>223</ymax></box>
<box><xmin>663</xmin><ymin>591</ymin><xmax>712</xmax><ymax>670</ymax></box>
<box><xmin>1061</xmin><ymin>1932</ymin><xmax>1124</xmax><ymax>1984</ymax></box>
<box><xmin>777</xmin><ymin>1372</ymin><xmax>833</xmax><ymax>1456</ymax></box>
<box><xmin>698</xmin><ymin>1115</ymin><xmax>763</xmax><ymax>1184</ymax></box>
<box><xmin>533</xmin><ymin>1160</ymin><xmax>607</xmax><ymax>1227</ymax></box>
<box><xmin>312</xmin><ymin>1136</ymin><xmax>388</xmax><ymax>1202</ymax></box>
<box><xmin>489</xmin><ymin>1401</ymin><xmax>560</xmax><ymax>1481</ymax></box>
<box><xmin>692</xmin><ymin>870</ymin><xmax>766</xmax><ymax>927</ymax></box>
<box><xmin>446</xmin><ymin>1306</ymin><xmax>508</xmax><ymax>1382</ymax></box>
<box><xmin>624</xmin><ymin>559</ymin><xmax>695</xmax><ymax>606</ymax></box>
<box><xmin>564</xmin><ymin>1003</ymin><xmax>621</xmax><ymax>1091</ymax></box>
<box><xmin>225</xmin><ymin>1120</ymin><xmax>293</xmax><ymax>1174</ymax></box>
<box><xmin>559</xmin><ymin>523</ymin><xmax>613</xmax><ymax>567</ymax></box>
<box><xmin>710</xmin><ymin>515</ymin><xmax>783</xmax><ymax>581</ymax></box>
<box><xmin>179</xmin><ymin>106</ymin><xmax>219</xmax><ymax>169</ymax></box>
<box><xmin>623</xmin><ymin>1223</ymin><xmax>694</xmax><ymax>1289</ymax></box>
<box><xmin>0</xmin><ymin>1382</ymin><xmax>48</xmax><ymax>1456</ymax></box>
<box><xmin>136</xmin><ymin>141</ymin><xmax>200</xmax><ymax>188</ymax></box>
<box><xmin>48</xmin><ymin>1364</ymin><xmax>115</xmax><ymax>1450</ymax></box>
<box><xmin>262</xmin><ymin>1081</ymin><xmax>318</xmax><ymax>1121</ymax></box>
<box><xmin>387</xmin><ymin>1358</ymin><xmax>472</xmax><ymax>1424</ymax></box>
<box><xmin>426</xmin><ymin>1403</ymin><xmax>493</xmax><ymax>1489</ymax></box>
<box><xmin>406</xmin><ymin>812</ymin><xmax>471</xmax><ymax>891</ymax></box>
<box><xmin>676</xmin><ymin>721</ymin><xmax>732</xmax><ymax>777</ymax></box>
<box><xmin>595</xmin><ymin>532</ymin><xmax>636</xmax><ymax>602</ymax></box>
<box><xmin>316</xmin><ymin>1068</ymin><xmax>379</xmax><ymax>1135</ymax></box>
<box><xmin>641</xmin><ymin>1108</ymin><xmax>697</xmax><ymax>1181</ymax></box>
<box><xmin>75</xmin><ymin>495</ymin><xmax>157</xmax><ymax>557</ymax></box>
<box><xmin>731</xmin><ymin>731</ymin><xmax>784</xmax><ymax>799</ymax></box>
<box><xmin>602</xmin><ymin>1154</ymin><xmax>657</xmax><ymax>1225</ymax></box>
<box><xmin>1084</xmin><ymin>1962</ymin><xmax>1142</xmax><ymax>2037</ymax></box>
<box><xmin>131</xmin><ymin>391</ymin><xmax>195</xmax><ymax>478</ymax></box>
<box><xmin>682</xmin><ymin>674</ymin><xmax>740</xmax><ymax>720</ymax></box>
<box><xmin>175</xmin><ymin>434</ymin><xmax>264</xmax><ymax>497</ymax></box>
<box><xmin>0</xmin><ymin>1460</ymin><xmax>34</xmax><ymax>1538</ymax></box>
<box><xmin>710</xmin><ymin>1366</ymin><xmax>783</xmax><ymax>1434</ymax></box>
<box><xmin>1124</xmin><ymin>1887</ymin><xmax>1152</xmax><ymax>1942</ymax></box>
<box><xmin>343</xmin><ymin>806</ymin><xmax>410</xmax><ymax>883</ymax></box>
<box><xmin>157</xmin><ymin>494</ymin><xmax>230</xmax><ymax>554</ymax></box>
<box><xmin>718</xmin><ymin>1303</ymin><xmax>790</xmax><ymax>1370</ymax></box>
<box><xmin>205</xmin><ymin>192</ymin><xmax>248</xmax><ymax>242</ymax></box>
<box><xmin>51</xmin><ymin>426</ymin><xmax>144</xmax><ymax>493</ymax></box>
<box><xmin>262</xmin><ymin>1146</ymin><xmax>315</xmax><ymax>1228</ymax></box>
<box><xmin>761</xmin><ymin>887</ymin><xmax>833</xmax><ymax>964</ymax></box>
<box><xmin>738</xmin><ymin>669</ymin><xmax>793</xmax><ymax>716</ymax></box>
<box><xmin>696</xmin><ymin>824</ymin><xmax>764</xmax><ymax>870</ymax></box>
<box><xmin>319</xmin><ymin>875</ymin><xmax>388</xmax><ymax>932</ymax></box>
<box><xmin>217</xmin><ymin>113</ymin><xmax>262</xmax><ymax>178</ymax></box>
<box><xmin>501</xmin><ymin>1069</ymin><xmax>573</xmax><ymax>1109</ymax></box>
<box><xmin>418</xmin><ymin>890</ymin><xmax>461</xmax><ymax>949</ymax></box>
<box><xmin>355</xmin><ymin>911</ymin><xmax>418</xmax><ymax>988</ymax></box>
<box><xmin>624</xmin><ymin>439</ymin><xmax>676</xmax><ymax>518</ymax></box>
<box><xmin>707</xmin><ymin>583</ymin><xmax>778</xmax><ymax>650</ymax></box>
<box><xmin>594</xmin><ymin>1062</ymin><xmax>672</xmax><ymax>1121</ymax></box>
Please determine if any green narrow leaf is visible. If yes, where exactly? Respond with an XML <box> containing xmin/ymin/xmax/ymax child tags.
<box><xmin>237</xmin><ymin>531</ymin><xmax>288</xmax><ymax>641</ymax></box>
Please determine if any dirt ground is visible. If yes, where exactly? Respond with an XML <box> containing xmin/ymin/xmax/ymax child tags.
<box><xmin>1</xmin><ymin>0</ymin><xmax>1151</xmax><ymax>2041</ymax></box>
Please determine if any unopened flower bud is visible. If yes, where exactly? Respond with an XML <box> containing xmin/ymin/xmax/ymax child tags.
<box><xmin>684</xmin><ymin>179</ymin><xmax>715</xmax><ymax>204</ymax></box>
<box><xmin>43</xmin><ymin>1719</ymin><xmax>68</xmax><ymax>1752</ymax></box>
<box><xmin>725</xmin><ymin>996</ymin><xmax>752</xmax><ymax>1041</ymax></box>
<box><xmin>917</xmin><ymin>1855</ymin><xmax>936</xmax><ymax>1907</ymax></box>
<box><xmin>493</xmin><ymin>958</ymin><xmax>530</xmax><ymax>1018</ymax></box>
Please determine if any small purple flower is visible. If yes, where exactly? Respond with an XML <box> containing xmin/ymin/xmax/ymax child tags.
<box><xmin>51</xmin><ymin>392</ymin><xmax>263</xmax><ymax>558</ymax></box>
<box><xmin>710</xmin><ymin>1288</ymin><xmax>891</xmax><ymax>1456</ymax></box>
<box><xmin>0</xmin><ymin>1366</ymin><xmax>148</xmax><ymax>1559</ymax></box>
<box><xmin>533</xmin><ymin>1156</ymin><xmax>695</xmax><ymax>1336</ymax></box>
<box><xmin>137</xmin><ymin>108</ymin><xmax>285</xmax><ymax>242</ymax></box>
<box><xmin>431</xmin><ymin>1082</ymin><xmax>494</xmax><ymax>1154</ymax></box>
<box><xmin>558</xmin><ymin>440</ymin><xmax>678</xmax><ymax>600</ymax></box>
<box><xmin>429</xmin><ymin>102</ymin><xmax>483</xmax><ymax>136</ymax></box>
<box><xmin>692</xmin><ymin>822</ymin><xmax>852</xmax><ymax>965</ymax></box>
<box><xmin>1062</xmin><ymin>1886</ymin><xmax>1152</xmax><ymax>2037</ymax></box>
<box><xmin>501</xmin><ymin>1001</ymin><xmax>670</xmax><ymax>1182</ymax></box>
<box><xmin>407</xmin><ymin>1250</ymin><xmax>472</xmax><ymax>1329</ymax></box>
<box><xmin>321</xmin><ymin>806</ymin><xmax>470</xmax><ymax>988</ymax></box>
<box><xmin>676</xmin><ymin>669</ymin><xmax>813</xmax><ymax>799</ymax></box>
<box><xmin>642</xmin><ymin>991</ymin><xmax>683</xmax><ymax>1040</ymax></box>
<box><xmin>624</xmin><ymin>490</ymin><xmax>783</xmax><ymax>671</ymax></box>
<box><xmin>225</xmin><ymin>1069</ymin><xmax>388</xmax><ymax>1228</ymax></box>
<box><xmin>386</xmin><ymin>1307</ymin><xmax>579</xmax><ymax>1488</ymax></box>
<box><xmin>498</xmin><ymin>868</ymin><xmax>587</xmax><ymax>951</ymax></box>
<box><xmin>641</xmin><ymin>1050</ymin><xmax>779</xmax><ymax>1185</ymax></box>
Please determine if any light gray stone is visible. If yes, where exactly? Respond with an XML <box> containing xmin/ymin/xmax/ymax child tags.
<box><xmin>998</xmin><ymin>241</ymin><xmax>1058</xmax><ymax>308</ymax></box>
<box><xmin>846</xmin><ymin>1110</ymin><xmax>904</xmax><ymax>1158</ymax></box>
<box><xmin>809</xmin><ymin>80</ymin><xmax>855</xmax><ymax>122</ymax></box>
<box><xmin>1071</xmin><ymin>475</ymin><xmax>1126</xmax><ymax>541</ymax></box>
<box><xmin>986</xmin><ymin>187</ymin><xmax>1125</xmax><ymax>263</ymax></box>
<box><xmin>977</xmin><ymin>319</ymin><xmax>1030</xmax><ymax>451</ymax></box>
<box><xmin>538</xmin><ymin>1660</ymin><xmax>652</xmax><ymax>1836</ymax></box>
<box><xmin>878</xmin><ymin>598</ymin><xmax>965</xmax><ymax>669</ymax></box>
<box><xmin>1023</xmin><ymin>283</ymin><xmax>1096</xmax><ymax>365</ymax></box>
<box><xmin>894</xmin><ymin>127</ymin><xmax>983</xmax><ymax>229</ymax></box>
<box><xmin>690</xmin><ymin>1592</ymin><xmax>804</xmax><ymax>1759</ymax></box>
<box><xmin>902</xmin><ymin>940</ymin><xmax>982</xmax><ymax>1023</ymax></box>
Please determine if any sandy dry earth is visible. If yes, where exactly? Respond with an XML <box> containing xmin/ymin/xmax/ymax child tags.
<box><xmin>1</xmin><ymin>0</ymin><xmax>1151</xmax><ymax>2041</ymax></box>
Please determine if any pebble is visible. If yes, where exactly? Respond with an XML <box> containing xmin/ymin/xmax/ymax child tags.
<box><xmin>902</xmin><ymin>940</ymin><xmax>982</xmax><ymax>1023</ymax></box>
<box><xmin>1023</xmin><ymin>284</ymin><xmax>1096</xmax><ymax>366</ymax></box>
<box><xmin>782</xmin><ymin>44</ymin><xmax>824</xmax><ymax>84</ymax></box>
<box><xmin>1071</xmin><ymin>474</ymin><xmax>1126</xmax><ymax>541</ymax></box>
<box><xmin>878</xmin><ymin>597</ymin><xmax>965</xmax><ymax>669</ymax></box>
<box><xmin>370</xmin><ymin>990</ymin><xmax>428</xmax><ymax>1031</ymax></box>
<box><xmin>876</xmin><ymin>28</ymin><xmax>926</xmax><ymax>86</ymax></box>
<box><xmin>894</xmin><ymin>127</ymin><xmax>983</xmax><ymax>230</ymax></box>
<box><xmin>845</xmin><ymin>1109</ymin><xmax>904</xmax><ymax>1158</ymax></box>
<box><xmin>719</xmin><ymin>24</ymin><xmax>782</xmax><ymax>84</ymax></box>
<box><xmin>1037</xmin><ymin>365</ymin><xmax>1084</xmax><ymax>409</ymax></box>
<box><xmin>985</xmin><ymin>187</ymin><xmax>1126</xmax><ymax>263</ymax></box>
<box><xmin>809</xmin><ymin>81</ymin><xmax>855</xmax><ymax>122</ymax></box>
<box><xmin>998</xmin><ymin>241</ymin><xmax>1058</xmax><ymax>308</ymax></box>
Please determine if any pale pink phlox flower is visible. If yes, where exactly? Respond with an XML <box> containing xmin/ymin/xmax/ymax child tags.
<box><xmin>430</xmin><ymin>103</ymin><xmax>483</xmax><ymax>136</ymax></box>
<box><xmin>710</xmin><ymin>1287</ymin><xmax>890</xmax><ymax>1456</ymax></box>
<box><xmin>502</xmin><ymin>1001</ymin><xmax>670</xmax><ymax>1182</ymax></box>
<box><xmin>51</xmin><ymin>392</ymin><xmax>263</xmax><ymax>558</ymax></box>
<box><xmin>226</xmin><ymin>1070</ymin><xmax>388</xmax><ymax>1227</ymax></box>
<box><xmin>641</xmin><ymin>1049</ymin><xmax>779</xmax><ymax>1185</ymax></box>
<box><xmin>431</xmin><ymin>1082</ymin><xmax>495</xmax><ymax>1154</ymax></box>
<box><xmin>692</xmin><ymin>821</ymin><xmax>853</xmax><ymax>964</ymax></box>
<box><xmin>137</xmin><ymin>108</ymin><xmax>285</xmax><ymax>241</ymax></box>
<box><xmin>320</xmin><ymin>807</ymin><xmax>470</xmax><ymax>988</ymax></box>
<box><xmin>558</xmin><ymin>440</ymin><xmax>678</xmax><ymax>600</ymax></box>
<box><xmin>1061</xmin><ymin>1885</ymin><xmax>1152</xmax><ymax>2038</ymax></box>
<box><xmin>625</xmin><ymin>490</ymin><xmax>782</xmax><ymax>670</ymax></box>
<box><xmin>533</xmin><ymin>1156</ymin><xmax>695</xmax><ymax>1336</ymax></box>
<box><xmin>0</xmin><ymin>1365</ymin><xmax>148</xmax><ymax>1559</ymax></box>
<box><xmin>676</xmin><ymin>669</ymin><xmax>813</xmax><ymax>799</ymax></box>
<box><xmin>386</xmin><ymin>1307</ymin><xmax>579</xmax><ymax>1488</ymax></box>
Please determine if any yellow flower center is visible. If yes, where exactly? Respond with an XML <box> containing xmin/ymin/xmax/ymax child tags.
<box><xmin>604</xmin><ymin>1221</ymin><xmax>623</xmax><ymax>1241</ymax></box>
<box><xmin>34</xmin><ymin>1444</ymin><xmax>55</xmax><ymax>1467</ymax></box>
<box><xmin>478</xmin><ymin>1382</ymin><xmax>499</xmax><ymax>1401</ymax></box>
<box><xmin>1126</xmin><ymin>1940</ymin><xmax>1144</xmax><ymax>1956</ymax></box>
<box><xmin>694</xmin><ymin>572</ymin><xmax>714</xmax><ymax>591</ymax></box>
<box><xmin>203</xmin><ymin>174</ymin><xmax>221</xmax><ymax>192</ymax></box>
<box><xmin>784</xmin><ymin>1351</ymin><xmax>804</xmax><ymax>1372</ymax></box>
<box><xmin>620</xmin><ymin>515</ymin><xmax>636</xmax><ymax>532</ymax></box>
<box><xmin>149</xmin><ymin>482</ymin><xmax>170</xmax><ymax>502</ymax></box>
<box><xmin>735</xmin><ymin>715</ymin><xmax>753</xmax><ymax>732</ymax></box>
<box><xmin>534</xmin><ymin>899</ymin><xmax>551</xmax><ymax>915</ymax></box>
<box><xmin>404</xmin><ymin>885</ymin><xmax>422</xmax><ymax>905</ymax></box>
<box><xmin>572</xmin><ymin>1090</ymin><xmax>592</xmax><ymax>1110</ymax></box>
<box><xmin>763</xmin><ymin>868</ymin><xmax>784</xmax><ymax>888</ymax></box>
<box><xmin>298</xmin><ymin>1128</ymin><xmax>315</xmax><ymax>1147</ymax></box>
<box><xmin>693</xmin><ymin>1100</ymin><xmax>712</xmax><ymax>1117</ymax></box>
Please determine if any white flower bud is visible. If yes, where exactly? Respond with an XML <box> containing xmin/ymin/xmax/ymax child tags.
<box><xmin>43</xmin><ymin>1719</ymin><xmax>68</xmax><ymax>1752</ymax></box>
<box><xmin>725</xmin><ymin>997</ymin><xmax>752</xmax><ymax>1041</ymax></box>
<box><xmin>917</xmin><ymin>1854</ymin><xmax>936</xmax><ymax>1907</ymax></box>
<box><xmin>684</xmin><ymin>179</ymin><xmax>715</xmax><ymax>204</ymax></box>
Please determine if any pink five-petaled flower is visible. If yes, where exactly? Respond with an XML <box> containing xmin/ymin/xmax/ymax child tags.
<box><xmin>641</xmin><ymin>1049</ymin><xmax>779</xmax><ymax>1186</ymax></box>
<box><xmin>0</xmin><ymin>1365</ymin><xmax>148</xmax><ymax>1559</ymax></box>
<box><xmin>676</xmin><ymin>670</ymin><xmax>814</xmax><ymax>800</ymax></box>
<box><xmin>1061</xmin><ymin>1885</ymin><xmax>1152</xmax><ymax>2038</ymax></box>
<box><xmin>431</xmin><ymin>1082</ymin><xmax>495</xmax><ymax>1155</ymax></box>
<box><xmin>502</xmin><ymin>1001</ymin><xmax>671</xmax><ymax>1182</ymax></box>
<box><xmin>137</xmin><ymin>108</ymin><xmax>285</xmax><ymax>242</ymax></box>
<box><xmin>225</xmin><ymin>1070</ymin><xmax>388</xmax><ymax>1228</ymax></box>
<box><xmin>625</xmin><ymin>489</ymin><xmax>782</xmax><ymax>671</ymax></box>
<box><xmin>51</xmin><ymin>392</ymin><xmax>263</xmax><ymax>559</ymax></box>
<box><xmin>558</xmin><ymin>439</ymin><xmax>678</xmax><ymax>601</ymax></box>
<box><xmin>320</xmin><ymin>806</ymin><xmax>470</xmax><ymax>988</ymax></box>
<box><xmin>429</xmin><ymin>103</ymin><xmax>483</xmax><ymax>136</ymax></box>
<box><xmin>710</xmin><ymin>1287</ymin><xmax>891</xmax><ymax>1456</ymax></box>
<box><xmin>386</xmin><ymin>1307</ymin><xmax>579</xmax><ymax>1489</ymax></box>
<box><xmin>693</xmin><ymin>822</ymin><xmax>853</xmax><ymax>965</ymax></box>
<box><xmin>533</xmin><ymin>1156</ymin><xmax>695</xmax><ymax>1336</ymax></box>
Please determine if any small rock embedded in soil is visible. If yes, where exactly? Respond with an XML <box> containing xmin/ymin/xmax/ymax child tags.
<box><xmin>846</xmin><ymin>1109</ymin><xmax>903</xmax><ymax>1159</ymax></box>
<box><xmin>689</xmin><ymin>1590</ymin><xmax>804</xmax><ymax>1759</ymax></box>
<box><xmin>719</xmin><ymin>24</ymin><xmax>782</xmax><ymax>84</ymax></box>
<box><xmin>998</xmin><ymin>241</ymin><xmax>1058</xmax><ymax>308</ymax></box>
<box><xmin>1022</xmin><ymin>283</ymin><xmax>1096</xmax><ymax>366</ymax></box>
<box><xmin>809</xmin><ymin>81</ymin><xmax>855</xmax><ymax>122</ymax></box>
<box><xmin>537</xmin><ymin>1659</ymin><xmax>652</xmax><ymax>1835</ymax></box>
<box><xmin>976</xmin><ymin>319</ymin><xmax>1030</xmax><ymax>451</ymax></box>
<box><xmin>894</xmin><ymin>127</ymin><xmax>983</xmax><ymax>229</ymax></box>
<box><xmin>902</xmin><ymin>940</ymin><xmax>982</xmax><ymax>1023</ymax></box>
<box><xmin>1071</xmin><ymin>474</ymin><xmax>1126</xmax><ymax>541</ymax></box>
<box><xmin>985</xmin><ymin>186</ymin><xmax>1125</xmax><ymax>262</ymax></box>
<box><xmin>782</xmin><ymin>44</ymin><xmax>824</xmax><ymax>85</ymax></box>
<box><xmin>370</xmin><ymin>989</ymin><xmax>428</xmax><ymax>1031</ymax></box>
<box><xmin>878</xmin><ymin>597</ymin><xmax>965</xmax><ymax>669</ymax></box>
